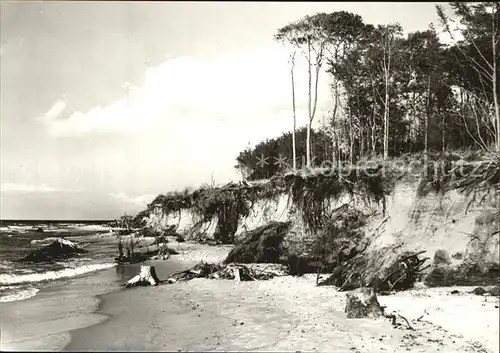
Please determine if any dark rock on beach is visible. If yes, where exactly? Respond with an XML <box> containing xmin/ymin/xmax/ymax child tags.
<box><xmin>471</xmin><ymin>287</ymin><xmax>486</xmax><ymax>296</ymax></box>
<box><xmin>20</xmin><ymin>238</ymin><xmax>87</xmax><ymax>262</ymax></box>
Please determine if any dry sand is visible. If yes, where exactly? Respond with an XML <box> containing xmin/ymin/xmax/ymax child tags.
<box><xmin>66</xmin><ymin>274</ymin><xmax>499</xmax><ymax>352</ymax></box>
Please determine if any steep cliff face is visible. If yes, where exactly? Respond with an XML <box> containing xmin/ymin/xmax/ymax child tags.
<box><xmin>145</xmin><ymin>181</ymin><xmax>498</xmax><ymax>264</ymax></box>
<box><xmin>358</xmin><ymin>181</ymin><xmax>499</xmax><ymax>286</ymax></box>
<box><xmin>147</xmin><ymin>208</ymin><xmax>218</xmax><ymax>239</ymax></box>
<box><xmin>142</xmin><ymin>163</ymin><xmax>499</xmax><ymax>284</ymax></box>
<box><xmin>366</xmin><ymin>182</ymin><xmax>498</xmax><ymax>264</ymax></box>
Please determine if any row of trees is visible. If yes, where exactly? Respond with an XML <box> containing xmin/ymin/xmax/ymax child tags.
<box><xmin>263</xmin><ymin>2</ymin><xmax>499</xmax><ymax>172</ymax></box>
<box><xmin>235</xmin><ymin>127</ymin><xmax>339</xmax><ymax>180</ymax></box>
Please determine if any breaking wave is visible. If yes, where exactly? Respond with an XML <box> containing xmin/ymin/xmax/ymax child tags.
<box><xmin>0</xmin><ymin>263</ymin><xmax>116</xmax><ymax>285</ymax></box>
<box><xmin>30</xmin><ymin>237</ymin><xmax>61</xmax><ymax>244</ymax></box>
<box><xmin>0</xmin><ymin>286</ymin><xmax>40</xmax><ymax>303</ymax></box>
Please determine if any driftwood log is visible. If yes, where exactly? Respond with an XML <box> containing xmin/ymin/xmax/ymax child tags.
<box><xmin>123</xmin><ymin>265</ymin><xmax>160</xmax><ymax>287</ymax></box>
<box><xmin>166</xmin><ymin>262</ymin><xmax>281</xmax><ymax>284</ymax></box>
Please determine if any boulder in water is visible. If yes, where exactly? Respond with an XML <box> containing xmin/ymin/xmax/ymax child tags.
<box><xmin>21</xmin><ymin>238</ymin><xmax>87</xmax><ymax>262</ymax></box>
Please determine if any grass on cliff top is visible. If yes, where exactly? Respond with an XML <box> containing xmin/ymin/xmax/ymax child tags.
<box><xmin>416</xmin><ymin>152</ymin><xmax>499</xmax><ymax>198</ymax></box>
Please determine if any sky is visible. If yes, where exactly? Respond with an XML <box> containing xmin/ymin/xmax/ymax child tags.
<box><xmin>1</xmin><ymin>1</ymin><xmax>453</xmax><ymax>220</ymax></box>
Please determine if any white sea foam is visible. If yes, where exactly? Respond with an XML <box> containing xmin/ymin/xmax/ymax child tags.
<box><xmin>30</xmin><ymin>237</ymin><xmax>61</xmax><ymax>244</ymax></box>
<box><xmin>0</xmin><ymin>286</ymin><xmax>40</xmax><ymax>303</ymax></box>
<box><xmin>0</xmin><ymin>263</ymin><xmax>116</xmax><ymax>285</ymax></box>
<box><xmin>0</xmin><ymin>225</ymin><xmax>32</xmax><ymax>233</ymax></box>
<box><xmin>77</xmin><ymin>225</ymin><xmax>111</xmax><ymax>231</ymax></box>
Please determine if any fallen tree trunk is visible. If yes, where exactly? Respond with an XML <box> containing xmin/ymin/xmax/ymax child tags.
<box><xmin>123</xmin><ymin>265</ymin><xmax>160</xmax><ymax>288</ymax></box>
<box><xmin>166</xmin><ymin>262</ymin><xmax>282</xmax><ymax>283</ymax></box>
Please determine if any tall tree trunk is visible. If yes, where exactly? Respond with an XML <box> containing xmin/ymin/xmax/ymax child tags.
<box><xmin>348</xmin><ymin>98</ymin><xmax>354</xmax><ymax>165</ymax></box>
<box><xmin>383</xmin><ymin>53</ymin><xmax>390</xmax><ymax>160</ymax></box>
<box><xmin>309</xmin><ymin>43</ymin><xmax>323</xmax><ymax>168</ymax></box>
<box><xmin>331</xmin><ymin>77</ymin><xmax>339</xmax><ymax>166</ymax></box>
<box><xmin>306</xmin><ymin>37</ymin><xmax>312</xmax><ymax>167</ymax></box>
<box><xmin>332</xmin><ymin>138</ymin><xmax>336</xmax><ymax>165</ymax></box>
<box><xmin>442</xmin><ymin>111</ymin><xmax>446</xmax><ymax>154</ymax></box>
<box><xmin>492</xmin><ymin>11</ymin><xmax>500</xmax><ymax>153</ymax></box>
<box><xmin>425</xmin><ymin>74</ymin><xmax>431</xmax><ymax>153</ymax></box>
<box><xmin>291</xmin><ymin>58</ymin><xmax>297</xmax><ymax>170</ymax></box>
<box><xmin>360</xmin><ymin>125</ymin><xmax>364</xmax><ymax>160</ymax></box>
<box><xmin>383</xmin><ymin>74</ymin><xmax>389</xmax><ymax>159</ymax></box>
<box><xmin>370</xmin><ymin>79</ymin><xmax>377</xmax><ymax>154</ymax></box>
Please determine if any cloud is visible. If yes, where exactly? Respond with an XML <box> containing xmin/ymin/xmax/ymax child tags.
<box><xmin>27</xmin><ymin>44</ymin><xmax>334</xmax><ymax>205</ymax></box>
<box><xmin>36</xmin><ymin>100</ymin><xmax>67</xmax><ymax>124</ymax></box>
<box><xmin>37</xmin><ymin>44</ymin><xmax>332</xmax><ymax>138</ymax></box>
<box><xmin>110</xmin><ymin>192</ymin><xmax>157</xmax><ymax>207</ymax></box>
<box><xmin>1</xmin><ymin>182</ymin><xmax>59</xmax><ymax>193</ymax></box>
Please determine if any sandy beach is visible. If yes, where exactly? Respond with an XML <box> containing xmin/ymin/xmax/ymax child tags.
<box><xmin>67</xmin><ymin>274</ymin><xmax>499</xmax><ymax>353</ymax></box>
<box><xmin>1</xmin><ymin>239</ymin><xmax>498</xmax><ymax>352</ymax></box>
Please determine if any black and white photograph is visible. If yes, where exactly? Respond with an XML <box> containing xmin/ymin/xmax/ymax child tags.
<box><xmin>1</xmin><ymin>1</ymin><xmax>499</xmax><ymax>351</ymax></box>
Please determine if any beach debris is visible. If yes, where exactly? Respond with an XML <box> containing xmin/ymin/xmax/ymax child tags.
<box><xmin>345</xmin><ymin>287</ymin><xmax>383</xmax><ymax>319</ymax></box>
<box><xmin>233</xmin><ymin>267</ymin><xmax>241</xmax><ymax>281</ymax></box>
<box><xmin>20</xmin><ymin>238</ymin><xmax>87</xmax><ymax>262</ymax></box>
<box><xmin>375</xmin><ymin>251</ymin><xmax>430</xmax><ymax>292</ymax></box>
<box><xmin>123</xmin><ymin>265</ymin><xmax>160</xmax><ymax>287</ymax></box>
<box><xmin>167</xmin><ymin>262</ymin><xmax>285</xmax><ymax>283</ymax></box>
<box><xmin>320</xmin><ymin>250</ymin><xmax>430</xmax><ymax>292</ymax></box>
<box><xmin>383</xmin><ymin>311</ymin><xmax>415</xmax><ymax>330</ymax></box>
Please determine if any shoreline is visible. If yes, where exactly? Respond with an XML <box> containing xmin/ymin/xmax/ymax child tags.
<box><xmin>1</xmin><ymin>257</ymin><xmax>192</xmax><ymax>351</ymax></box>
<box><xmin>0</xmin><ymin>266</ymin><xmax>115</xmax><ymax>351</ymax></box>
<box><xmin>63</xmin><ymin>240</ymin><xmax>229</xmax><ymax>350</ymax></box>
<box><xmin>2</xmin><ymin>239</ymin><xmax>499</xmax><ymax>352</ymax></box>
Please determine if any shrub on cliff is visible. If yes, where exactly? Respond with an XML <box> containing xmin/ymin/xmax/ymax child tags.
<box><xmin>284</xmin><ymin>166</ymin><xmax>393</xmax><ymax>233</ymax></box>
